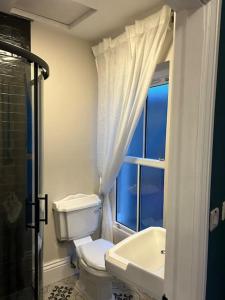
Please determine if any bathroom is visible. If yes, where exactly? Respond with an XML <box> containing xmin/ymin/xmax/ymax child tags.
<box><xmin>0</xmin><ymin>0</ymin><xmax>224</xmax><ymax>299</ymax></box>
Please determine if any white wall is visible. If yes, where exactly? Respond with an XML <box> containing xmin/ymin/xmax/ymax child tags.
<box><xmin>31</xmin><ymin>22</ymin><xmax>98</xmax><ymax>263</ymax></box>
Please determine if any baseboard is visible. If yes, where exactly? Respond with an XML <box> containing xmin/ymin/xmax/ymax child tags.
<box><xmin>43</xmin><ymin>256</ymin><xmax>75</xmax><ymax>286</ymax></box>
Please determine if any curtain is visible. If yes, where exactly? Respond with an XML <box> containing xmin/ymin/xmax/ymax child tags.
<box><xmin>92</xmin><ymin>5</ymin><xmax>172</xmax><ymax>241</ymax></box>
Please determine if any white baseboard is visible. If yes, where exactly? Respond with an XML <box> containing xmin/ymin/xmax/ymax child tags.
<box><xmin>43</xmin><ymin>256</ymin><xmax>75</xmax><ymax>286</ymax></box>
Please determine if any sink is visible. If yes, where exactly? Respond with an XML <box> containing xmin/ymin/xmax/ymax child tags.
<box><xmin>105</xmin><ymin>227</ymin><xmax>166</xmax><ymax>300</ymax></box>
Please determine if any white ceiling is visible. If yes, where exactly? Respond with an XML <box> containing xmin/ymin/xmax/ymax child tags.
<box><xmin>0</xmin><ymin>0</ymin><xmax>165</xmax><ymax>42</ymax></box>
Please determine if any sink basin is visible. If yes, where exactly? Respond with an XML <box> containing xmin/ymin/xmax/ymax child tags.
<box><xmin>105</xmin><ymin>227</ymin><xmax>166</xmax><ymax>300</ymax></box>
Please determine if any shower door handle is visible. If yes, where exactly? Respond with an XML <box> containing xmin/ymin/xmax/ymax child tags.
<box><xmin>38</xmin><ymin>194</ymin><xmax>48</xmax><ymax>225</ymax></box>
<box><xmin>26</xmin><ymin>199</ymin><xmax>39</xmax><ymax>230</ymax></box>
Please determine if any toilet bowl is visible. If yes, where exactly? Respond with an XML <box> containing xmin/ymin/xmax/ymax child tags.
<box><xmin>74</xmin><ymin>238</ymin><xmax>113</xmax><ymax>300</ymax></box>
<box><xmin>53</xmin><ymin>194</ymin><xmax>114</xmax><ymax>300</ymax></box>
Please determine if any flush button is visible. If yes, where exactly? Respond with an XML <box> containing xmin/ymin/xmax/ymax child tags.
<box><xmin>210</xmin><ymin>207</ymin><xmax>219</xmax><ymax>232</ymax></box>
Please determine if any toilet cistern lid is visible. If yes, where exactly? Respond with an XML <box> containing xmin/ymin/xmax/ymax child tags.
<box><xmin>79</xmin><ymin>239</ymin><xmax>114</xmax><ymax>271</ymax></box>
<box><xmin>52</xmin><ymin>194</ymin><xmax>101</xmax><ymax>212</ymax></box>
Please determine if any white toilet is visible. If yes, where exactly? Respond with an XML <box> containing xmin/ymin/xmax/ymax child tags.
<box><xmin>53</xmin><ymin>194</ymin><xmax>114</xmax><ymax>300</ymax></box>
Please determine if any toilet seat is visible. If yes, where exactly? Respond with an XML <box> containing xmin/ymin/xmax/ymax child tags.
<box><xmin>79</xmin><ymin>239</ymin><xmax>113</xmax><ymax>271</ymax></box>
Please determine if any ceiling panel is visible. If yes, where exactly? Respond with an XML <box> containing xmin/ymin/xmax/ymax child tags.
<box><xmin>13</xmin><ymin>0</ymin><xmax>95</xmax><ymax>25</ymax></box>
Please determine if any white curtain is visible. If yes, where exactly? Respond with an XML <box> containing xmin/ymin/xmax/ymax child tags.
<box><xmin>92</xmin><ymin>5</ymin><xmax>172</xmax><ymax>241</ymax></box>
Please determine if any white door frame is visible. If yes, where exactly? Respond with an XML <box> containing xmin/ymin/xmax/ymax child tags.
<box><xmin>164</xmin><ymin>1</ymin><xmax>222</xmax><ymax>300</ymax></box>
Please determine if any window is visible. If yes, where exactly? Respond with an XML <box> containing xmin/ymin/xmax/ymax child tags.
<box><xmin>116</xmin><ymin>62</ymin><xmax>169</xmax><ymax>232</ymax></box>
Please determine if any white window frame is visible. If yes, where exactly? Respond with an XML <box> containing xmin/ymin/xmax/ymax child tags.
<box><xmin>114</xmin><ymin>62</ymin><xmax>171</xmax><ymax>234</ymax></box>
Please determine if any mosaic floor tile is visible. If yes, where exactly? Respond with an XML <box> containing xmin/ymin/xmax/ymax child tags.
<box><xmin>43</xmin><ymin>276</ymin><xmax>155</xmax><ymax>300</ymax></box>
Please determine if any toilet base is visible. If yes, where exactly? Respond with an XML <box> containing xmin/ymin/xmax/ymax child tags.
<box><xmin>76</xmin><ymin>260</ymin><xmax>112</xmax><ymax>300</ymax></box>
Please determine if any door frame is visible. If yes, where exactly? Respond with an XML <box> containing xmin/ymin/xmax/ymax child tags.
<box><xmin>164</xmin><ymin>1</ymin><xmax>222</xmax><ymax>300</ymax></box>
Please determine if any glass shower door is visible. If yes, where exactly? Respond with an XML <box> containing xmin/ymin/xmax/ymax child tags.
<box><xmin>0</xmin><ymin>54</ymin><xmax>34</xmax><ymax>299</ymax></box>
<box><xmin>0</xmin><ymin>35</ymin><xmax>49</xmax><ymax>300</ymax></box>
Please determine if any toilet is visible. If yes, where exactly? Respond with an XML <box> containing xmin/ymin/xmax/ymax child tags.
<box><xmin>53</xmin><ymin>194</ymin><xmax>114</xmax><ymax>300</ymax></box>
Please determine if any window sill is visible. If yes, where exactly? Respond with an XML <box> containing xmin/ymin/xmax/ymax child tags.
<box><xmin>113</xmin><ymin>222</ymin><xmax>135</xmax><ymax>244</ymax></box>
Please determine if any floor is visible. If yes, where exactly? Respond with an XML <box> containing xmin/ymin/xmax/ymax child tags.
<box><xmin>43</xmin><ymin>276</ymin><xmax>155</xmax><ymax>300</ymax></box>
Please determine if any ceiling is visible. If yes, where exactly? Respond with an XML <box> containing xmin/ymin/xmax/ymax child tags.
<box><xmin>0</xmin><ymin>0</ymin><xmax>165</xmax><ymax>42</ymax></box>
<box><xmin>12</xmin><ymin>0</ymin><xmax>96</xmax><ymax>26</ymax></box>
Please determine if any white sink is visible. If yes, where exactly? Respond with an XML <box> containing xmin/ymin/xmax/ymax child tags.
<box><xmin>105</xmin><ymin>227</ymin><xmax>166</xmax><ymax>300</ymax></box>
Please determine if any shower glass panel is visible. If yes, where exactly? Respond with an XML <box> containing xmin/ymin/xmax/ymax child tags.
<box><xmin>0</xmin><ymin>39</ymin><xmax>49</xmax><ymax>300</ymax></box>
<box><xmin>0</xmin><ymin>53</ymin><xmax>34</xmax><ymax>299</ymax></box>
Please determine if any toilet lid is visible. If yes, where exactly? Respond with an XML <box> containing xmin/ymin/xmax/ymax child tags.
<box><xmin>79</xmin><ymin>239</ymin><xmax>114</xmax><ymax>271</ymax></box>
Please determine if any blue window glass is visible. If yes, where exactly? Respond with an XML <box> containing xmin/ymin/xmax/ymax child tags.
<box><xmin>116</xmin><ymin>163</ymin><xmax>137</xmax><ymax>231</ymax></box>
<box><xmin>140</xmin><ymin>166</ymin><xmax>164</xmax><ymax>230</ymax></box>
<box><xmin>145</xmin><ymin>84</ymin><xmax>168</xmax><ymax>160</ymax></box>
<box><xmin>116</xmin><ymin>76</ymin><xmax>169</xmax><ymax>231</ymax></box>
<box><xmin>127</xmin><ymin>110</ymin><xmax>144</xmax><ymax>157</ymax></box>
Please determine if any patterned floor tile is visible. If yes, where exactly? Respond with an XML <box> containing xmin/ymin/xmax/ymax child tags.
<box><xmin>43</xmin><ymin>276</ymin><xmax>155</xmax><ymax>300</ymax></box>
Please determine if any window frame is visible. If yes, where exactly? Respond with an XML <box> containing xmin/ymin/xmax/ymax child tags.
<box><xmin>114</xmin><ymin>61</ymin><xmax>170</xmax><ymax>234</ymax></box>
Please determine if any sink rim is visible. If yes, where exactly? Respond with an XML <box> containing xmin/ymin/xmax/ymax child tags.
<box><xmin>105</xmin><ymin>226</ymin><xmax>166</xmax><ymax>299</ymax></box>
<box><xmin>107</xmin><ymin>226</ymin><xmax>166</xmax><ymax>276</ymax></box>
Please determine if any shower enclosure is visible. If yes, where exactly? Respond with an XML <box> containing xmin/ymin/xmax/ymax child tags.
<box><xmin>0</xmin><ymin>40</ymin><xmax>49</xmax><ymax>300</ymax></box>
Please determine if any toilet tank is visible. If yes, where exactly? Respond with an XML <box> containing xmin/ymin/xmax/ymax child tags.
<box><xmin>53</xmin><ymin>194</ymin><xmax>102</xmax><ymax>241</ymax></box>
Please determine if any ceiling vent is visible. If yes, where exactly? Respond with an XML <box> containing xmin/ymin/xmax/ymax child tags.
<box><xmin>10</xmin><ymin>0</ymin><xmax>96</xmax><ymax>28</ymax></box>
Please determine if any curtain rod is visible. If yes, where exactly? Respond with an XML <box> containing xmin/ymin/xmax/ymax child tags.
<box><xmin>0</xmin><ymin>40</ymin><xmax>49</xmax><ymax>79</ymax></box>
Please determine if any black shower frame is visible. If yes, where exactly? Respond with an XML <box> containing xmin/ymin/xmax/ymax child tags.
<box><xmin>0</xmin><ymin>40</ymin><xmax>49</xmax><ymax>79</ymax></box>
<box><xmin>0</xmin><ymin>40</ymin><xmax>49</xmax><ymax>300</ymax></box>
